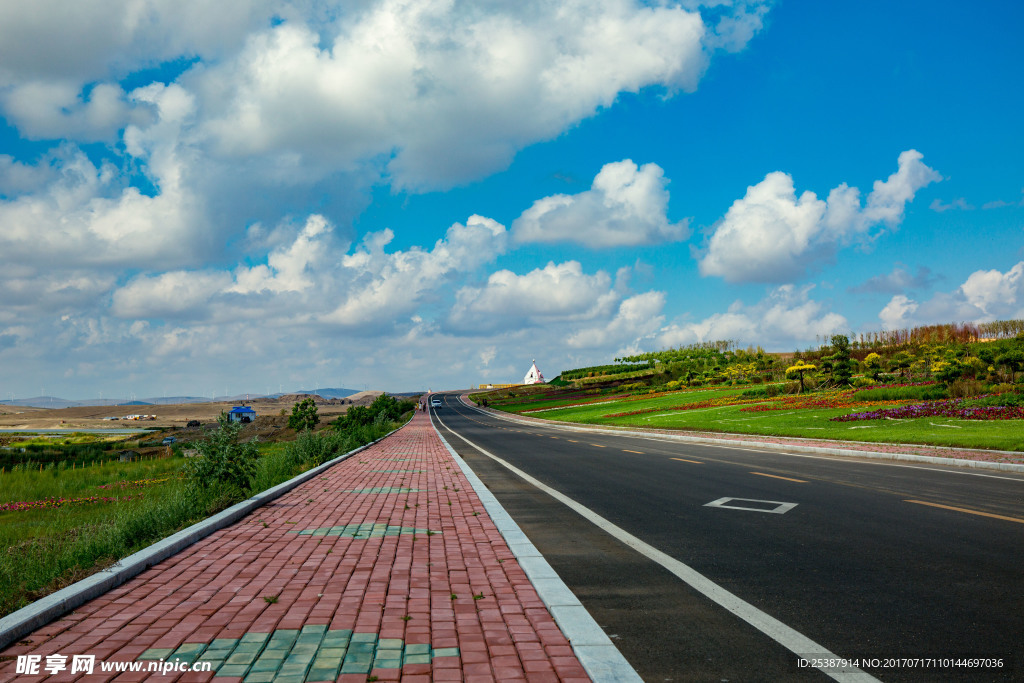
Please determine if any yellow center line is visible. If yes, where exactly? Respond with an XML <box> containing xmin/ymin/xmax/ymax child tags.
<box><xmin>671</xmin><ymin>457</ymin><xmax>703</xmax><ymax>464</ymax></box>
<box><xmin>623</xmin><ymin>450</ymin><xmax>644</xmax><ymax>454</ymax></box>
<box><xmin>567</xmin><ymin>439</ymin><xmax>579</xmax><ymax>443</ymax></box>
<box><xmin>590</xmin><ymin>444</ymin><xmax>606</xmax><ymax>448</ymax></box>
<box><xmin>905</xmin><ymin>499</ymin><xmax>1024</xmax><ymax>524</ymax></box>
<box><xmin>550</xmin><ymin>436</ymin><xmax>559</xmax><ymax>439</ymax></box>
<box><xmin>751</xmin><ymin>472</ymin><xmax>807</xmax><ymax>483</ymax></box>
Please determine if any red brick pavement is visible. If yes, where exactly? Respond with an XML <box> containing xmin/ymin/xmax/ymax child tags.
<box><xmin>0</xmin><ymin>412</ymin><xmax>591</xmax><ymax>682</ymax></box>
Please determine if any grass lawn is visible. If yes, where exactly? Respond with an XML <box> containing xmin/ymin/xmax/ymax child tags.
<box><xmin>488</xmin><ymin>386</ymin><xmax>1024</xmax><ymax>452</ymax></box>
<box><xmin>0</xmin><ymin>457</ymin><xmax>231</xmax><ymax>617</ymax></box>
<box><xmin>0</xmin><ymin>417</ymin><xmax>407</xmax><ymax>617</ymax></box>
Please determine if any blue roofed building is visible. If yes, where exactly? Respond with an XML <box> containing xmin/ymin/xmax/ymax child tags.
<box><xmin>227</xmin><ymin>405</ymin><xmax>256</xmax><ymax>423</ymax></box>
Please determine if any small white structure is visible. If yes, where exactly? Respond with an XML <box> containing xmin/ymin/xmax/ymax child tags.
<box><xmin>522</xmin><ymin>360</ymin><xmax>546</xmax><ymax>385</ymax></box>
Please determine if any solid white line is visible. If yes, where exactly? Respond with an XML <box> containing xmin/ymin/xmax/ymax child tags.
<box><xmin>435</xmin><ymin>409</ymin><xmax>878</xmax><ymax>683</ymax></box>
<box><xmin>428</xmin><ymin>409</ymin><xmax>642</xmax><ymax>683</ymax></box>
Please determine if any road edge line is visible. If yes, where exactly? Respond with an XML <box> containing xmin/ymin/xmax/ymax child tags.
<box><xmin>0</xmin><ymin>425</ymin><xmax>404</xmax><ymax>651</ymax></box>
<box><xmin>434</xmin><ymin>408</ymin><xmax>879</xmax><ymax>683</ymax></box>
<box><xmin>429</xmin><ymin>409</ymin><xmax>644</xmax><ymax>683</ymax></box>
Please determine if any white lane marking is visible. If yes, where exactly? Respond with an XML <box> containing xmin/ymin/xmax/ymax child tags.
<box><xmin>456</xmin><ymin>397</ymin><xmax>1024</xmax><ymax>482</ymax></box>
<box><xmin>434</xmin><ymin>411</ymin><xmax>877</xmax><ymax>683</ymax></box>
<box><xmin>705</xmin><ymin>497</ymin><xmax>798</xmax><ymax>514</ymax></box>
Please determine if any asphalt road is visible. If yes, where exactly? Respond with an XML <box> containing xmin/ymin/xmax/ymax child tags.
<box><xmin>430</xmin><ymin>393</ymin><xmax>1024</xmax><ymax>683</ymax></box>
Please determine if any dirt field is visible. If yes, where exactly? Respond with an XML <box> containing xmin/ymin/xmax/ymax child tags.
<box><xmin>0</xmin><ymin>391</ymin><xmax>401</xmax><ymax>433</ymax></box>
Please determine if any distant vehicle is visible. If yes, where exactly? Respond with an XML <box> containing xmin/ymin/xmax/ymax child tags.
<box><xmin>161</xmin><ymin>437</ymin><xmax>176</xmax><ymax>446</ymax></box>
<box><xmin>186</xmin><ymin>420</ymin><xmax>201</xmax><ymax>428</ymax></box>
<box><xmin>430</xmin><ymin>398</ymin><xmax>442</xmax><ymax>408</ymax></box>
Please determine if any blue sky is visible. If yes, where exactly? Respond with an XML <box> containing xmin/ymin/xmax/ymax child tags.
<box><xmin>0</xmin><ymin>0</ymin><xmax>1021</xmax><ymax>399</ymax></box>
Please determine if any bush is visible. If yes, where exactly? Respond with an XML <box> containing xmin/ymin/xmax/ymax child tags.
<box><xmin>853</xmin><ymin>385</ymin><xmax>949</xmax><ymax>401</ymax></box>
<box><xmin>183</xmin><ymin>413</ymin><xmax>260</xmax><ymax>497</ymax></box>
<box><xmin>948</xmin><ymin>380</ymin><xmax>984</xmax><ymax>398</ymax></box>
<box><xmin>962</xmin><ymin>392</ymin><xmax>1024</xmax><ymax>408</ymax></box>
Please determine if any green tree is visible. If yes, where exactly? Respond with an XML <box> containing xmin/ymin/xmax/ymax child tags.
<box><xmin>863</xmin><ymin>352</ymin><xmax>884</xmax><ymax>381</ymax></box>
<box><xmin>288</xmin><ymin>397</ymin><xmax>320</xmax><ymax>431</ymax></box>
<box><xmin>995</xmin><ymin>350</ymin><xmax>1024</xmax><ymax>382</ymax></box>
<box><xmin>184</xmin><ymin>412</ymin><xmax>260</xmax><ymax>494</ymax></box>
<box><xmin>889</xmin><ymin>352</ymin><xmax>912</xmax><ymax>379</ymax></box>
<box><xmin>786</xmin><ymin>362</ymin><xmax>817</xmax><ymax>393</ymax></box>
<box><xmin>828</xmin><ymin>335</ymin><xmax>853</xmax><ymax>386</ymax></box>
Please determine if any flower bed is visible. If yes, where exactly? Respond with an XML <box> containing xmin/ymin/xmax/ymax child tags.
<box><xmin>832</xmin><ymin>400</ymin><xmax>1024</xmax><ymax>422</ymax></box>
<box><xmin>96</xmin><ymin>476</ymin><xmax>174</xmax><ymax>490</ymax></box>
<box><xmin>0</xmin><ymin>495</ymin><xmax>139</xmax><ymax>513</ymax></box>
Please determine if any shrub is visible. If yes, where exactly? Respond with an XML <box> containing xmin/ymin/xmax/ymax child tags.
<box><xmin>183</xmin><ymin>413</ymin><xmax>260</xmax><ymax>497</ymax></box>
<box><xmin>853</xmin><ymin>385</ymin><xmax>949</xmax><ymax>401</ymax></box>
<box><xmin>288</xmin><ymin>398</ymin><xmax>319</xmax><ymax>431</ymax></box>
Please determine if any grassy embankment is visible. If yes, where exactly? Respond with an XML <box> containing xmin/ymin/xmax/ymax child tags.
<box><xmin>0</xmin><ymin>410</ymin><xmax>410</xmax><ymax>618</ymax></box>
<box><xmin>475</xmin><ymin>385</ymin><xmax>1024</xmax><ymax>453</ymax></box>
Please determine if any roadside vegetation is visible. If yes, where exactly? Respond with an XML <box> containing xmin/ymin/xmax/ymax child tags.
<box><xmin>473</xmin><ymin>320</ymin><xmax>1024</xmax><ymax>455</ymax></box>
<box><xmin>0</xmin><ymin>393</ymin><xmax>417</xmax><ymax>617</ymax></box>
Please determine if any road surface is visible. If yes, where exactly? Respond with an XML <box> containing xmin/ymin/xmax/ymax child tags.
<box><xmin>431</xmin><ymin>393</ymin><xmax>1024</xmax><ymax>682</ymax></box>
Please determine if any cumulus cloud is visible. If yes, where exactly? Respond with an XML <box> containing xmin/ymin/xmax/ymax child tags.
<box><xmin>0</xmin><ymin>84</ymin><xmax>206</xmax><ymax>269</ymax></box>
<box><xmin>566</xmin><ymin>291</ymin><xmax>666</xmax><ymax>350</ymax></box>
<box><xmin>112</xmin><ymin>213</ymin><xmax>509</xmax><ymax>332</ymax></box>
<box><xmin>448</xmin><ymin>261</ymin><xmax>621</xmax><ymax>332</ymax></box>
<box><xmin>655</xmin><ymin>285</ymin><xmax>848</xmax><ymax>349</ymax></box>
<box><xmin>323</xmin><ymin>215</ymin><xmax>509</xmax><ymax>329</ymax></box>
<box><xmin>195</xmin><ymin>1</ymin><xmax>747</xmax><ymax>189</ymax></box>
<box><xmin>699</xmin><ymin>150</ymin><xmax>942</xmax><ymax>283</ymax></box>
<box><xmin>512</xmin><ymin>160</ymin><xmax>688</xmax><ymax>247</ymax></box>
<box><xmin>876</xmin><ymin>261</ymin><xmax>1024</xmax><ymax>330</ymax></box>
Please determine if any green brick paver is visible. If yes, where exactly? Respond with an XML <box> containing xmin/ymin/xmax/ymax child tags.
<box><xmin>0</xmin><ymin>412</ymin><xmax>590</xmax><ymax>681</ymax></box>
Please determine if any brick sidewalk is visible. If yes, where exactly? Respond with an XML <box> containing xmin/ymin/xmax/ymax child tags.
<box><xmin>0</xmin><ymin>412</ymin><xmax>591</xmax><ymax>682</ymax></box>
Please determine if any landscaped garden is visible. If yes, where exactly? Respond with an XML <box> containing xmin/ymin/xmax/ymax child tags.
<box><xmin>473</xmin><ymin>321</ymin><xmax>1024</xmax><ymax>455</ymax></box>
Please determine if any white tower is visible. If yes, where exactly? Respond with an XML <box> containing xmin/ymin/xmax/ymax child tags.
<box><xmin>522</xmin><ymin>360</ymin><xmax>546</xmax><ymax>385</ymax></box>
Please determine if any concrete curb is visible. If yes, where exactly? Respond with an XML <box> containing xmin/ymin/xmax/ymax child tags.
<box><xmin>429</xmin><ymin>411</ymin><xmax>644</xmax><ymax>683</ymax></box>
<box><xmin>0</xmin><ymin>427</ymin><xmax>403</xmax><ymax>651</ymax></box>
<box><xmin>463</xmin><ymin>397</ymin><xmax>1024</xmax><ymax>474</ymax></box>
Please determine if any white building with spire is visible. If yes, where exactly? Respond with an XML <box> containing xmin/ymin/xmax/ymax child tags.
<box><xmin>522</xmin><ymin>360</ymin><xmax>546</xmax><ymax>385</ymax></box>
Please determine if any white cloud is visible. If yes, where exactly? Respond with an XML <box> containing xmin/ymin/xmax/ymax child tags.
<box><xmin>929</xmin><ymin>197</ymin><xmax>973</xmax><ymax>213</ymax></box>
<box><xmin>960</xmin><ymin>262</ymin><xmax>1024</xmax><ymax>318</ymax></box>
<box><xmin>448</xmin><ymin>261</ymin><xmax>621</xmax><ymax>332</ymax></box>
<box><xmin>1</xmin><ymin>82</ymin><xmax>148</xmax><ymax>142</ymax></box>
<box><xmin>195</xmin><ymin>1</ymin><xmax>742</xmax><ymax>189</ymax></box>
<box><xmin>566</xmin><ymin>291</ymin><xmax>666</xmax><ymax>350</ymax></box>
<box><xmin>323</xmin><ymin>215</ymin><xmax>509</xmax><ymax>329</ymax></box>
<box><xmin>878</xmin><ymin>294</ymin><xmax>919</xmax><ymax>330</ymax></box>
<box><xmin>512</xmin><ymin>160</ymin><xmax>688</xmax><ymax>247</ymax></box>
<box><xmin>656</xmin><ymin>285</ymin><xmax>848</xmax><ymax>349</ymax></box>
<box><xmin>699</xmin><ymin>150</ymin><xmax>941</xmax><ymax>283</ymax></box>
<box><xmin>876</xmin><ymin>261</ymin><xmax>1024</xmax><ymax>329</ymax></box>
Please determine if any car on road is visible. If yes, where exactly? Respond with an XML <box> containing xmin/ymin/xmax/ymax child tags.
<box><xmin>161</xmin><ymin>437</ymin><xmax>176</xmax><ymax>446</ymax></box>
<box><xmin>430</xmin><ymin>398</ymin><xmax>442</xmax><ymax>408</ymax></box>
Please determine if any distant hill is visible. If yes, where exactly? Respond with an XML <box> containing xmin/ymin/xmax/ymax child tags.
<box><xmin>1</xmin><ymin>388</ymin><xmax>363</xmax><ymax>409</ymax></box>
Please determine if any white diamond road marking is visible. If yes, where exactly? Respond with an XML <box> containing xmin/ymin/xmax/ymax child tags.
<box><xmin>705</xmin><ymin>497</ymin><xmax>798</xmax><ymax>514</ymax></box>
